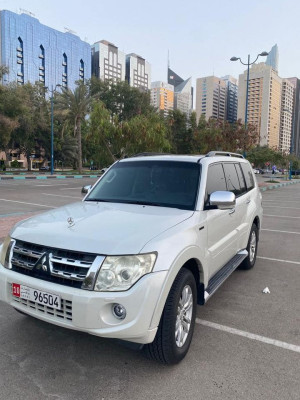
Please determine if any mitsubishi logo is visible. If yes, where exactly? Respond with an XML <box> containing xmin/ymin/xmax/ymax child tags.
<box><xmin>35</xmin><ymin>253</ymin><xmax>52</xmax><ymax>274</ymax></box>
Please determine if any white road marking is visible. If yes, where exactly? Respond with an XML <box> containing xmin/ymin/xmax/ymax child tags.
<box><xmin>257</xmin><ymin>256</ymin><xmax>300</xmax><ymax>265</ymax></box>
<box><xmin>263</xmin><ymin>206</ymin><xmax>300</xmax><ymax>210</ymax></box>
<box><xmin>263</xmin><ymin>214</ymin><xmax>300</xmax><ymax>219</ymax></box>
<box><xmin>262</xmin><ymin>228</ymin><xmax>300</xmax><ymax>235</ymax></box>
<box><xmin>263</xmin><ymin>200</ymin><xmax>300</xmax><ymax>203</ymax></box>
<box><xmin>36</xmin><ymin>184</ymin><xmax>69</xmax><ymax>187</ymax></box>
<box><xmin>196</xmin><ymin>319</ymin><xmax>300</xmax><ymax>354</ymax></box>
<box><xmin>41</xmin><ymin>193</ymin><xmax>82</xmax><ymax>200</ymax></box>
<box><xmin>60</xmin><ymin>187</ymin><xmax>83</xmax><ymax>190</ymax></box>
<box><xmin>0</xmin><ymin>198</ymin><xmax>56</xmax><ymax>208</ymax></box>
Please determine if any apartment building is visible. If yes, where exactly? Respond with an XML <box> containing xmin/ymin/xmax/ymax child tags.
<box><xmin>91</xmin><ymin>40</ymin><xmax>126</xmax><ymax>83</ymax></box>
<box><xmin>196</xmin><ymin>76</ymin><xmax>226</xmax><ymax>121</ymax></box>
<box><xmin>237</xmin><ymin>63</ymin><xmax>282</xmax><ymax>148</ymax></box>
<box><xmin>221</xmin><ymin>75</ymin><xmax>238</xmax><ymax>123</ymax></box>
<box><xmin>125</xmin><ymin>53</ymin><xmax>151</xmax><ymax>90</ymax></box>
<box><xmin>279</xmin><ymin>79</ymin><xmax>294</xmax><ymax>153</ymax></box>
<box><xmin>287</xmin><ymin>77</ymin><xmax>300</xmax><ymax>157</ymax></box>
<box><xmin>150</xmin><ymin>81</ymin><xmax>174</xmax><ymax>116</ymax></box>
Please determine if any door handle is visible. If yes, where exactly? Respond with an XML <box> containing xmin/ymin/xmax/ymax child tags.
<box><xmin>245</xmin><ymin>199</ymin><xmax>251</xmax><ymax>204</ymax></box>
<box><xmin>229</xmin><ymin>208</ymin><xmax>235</xmax><ymax>215</ymax></box>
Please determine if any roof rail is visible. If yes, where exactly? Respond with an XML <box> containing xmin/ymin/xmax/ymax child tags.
<box><xmin>131</xmin><ymin>152</ymin><xmax>172</xmax><ymax>158</ymax></box>
<box><xmin>206</xmin><ymin>151</ymin><xmax>244</xmax><ymax>159</ymax></box>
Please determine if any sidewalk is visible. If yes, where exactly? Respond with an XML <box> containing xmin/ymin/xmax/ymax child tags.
<box><xmin>0</xmin><ymin>174</ymin><xmax>100</xmax><ymax>180</ymax></box>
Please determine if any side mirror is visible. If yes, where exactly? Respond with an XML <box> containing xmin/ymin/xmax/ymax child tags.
<box><xmin>81</xmin><ymin>185</ymin><xmax>92</xmax><ymax>194</ymax></box>
<box><xmin>210</xmin><ymin>191</ymin><xmax>236</xmax><ymax>210</ymax></box>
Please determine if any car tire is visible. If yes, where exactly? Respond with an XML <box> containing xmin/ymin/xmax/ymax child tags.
<box><xmin>144</xmin><ymin>268</ymin><xmax>197</xmax><ymax>364</ymax></box>
<box><xmin>239</xmin><ymin>224</ymin><xmax>258</xmax><ymax>270</ymax></box>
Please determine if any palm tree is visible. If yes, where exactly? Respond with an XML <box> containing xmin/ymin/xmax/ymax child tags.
<box><xmin>56</xmin><ymin>83</ymin><xmax>91</xmax><ymax>173</ymax></box>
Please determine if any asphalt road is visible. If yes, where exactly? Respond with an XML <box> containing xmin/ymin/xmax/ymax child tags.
<box><xmin>0</xmin><ymin>179</ymin><xmax>299</xmax><ymax>400</ymax></box>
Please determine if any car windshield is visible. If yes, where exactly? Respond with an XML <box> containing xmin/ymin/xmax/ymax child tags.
<box><xmin>86</xmin><ymin>160</ymin><xmax>200</xmax><ymax>210</ymax></box>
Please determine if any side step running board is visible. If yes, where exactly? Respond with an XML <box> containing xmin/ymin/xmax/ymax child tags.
<box><xmin>204</xmin><ymin>250</ymin><xmax>248</xmax><ymax>303</ymax></box>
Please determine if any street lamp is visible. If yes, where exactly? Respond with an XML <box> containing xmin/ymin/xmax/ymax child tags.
<box><xmin>45</xmin><ymin>84</ymin><xmax>61</xmax><ymax>175</ymax></box>
<box><xmin>230</xmin><ymin>51</ymin><xmax>269</xmax><ymax>129</ymax></box>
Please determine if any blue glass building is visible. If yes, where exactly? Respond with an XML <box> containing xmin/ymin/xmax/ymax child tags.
<box><xmin>0</xmin><ymin>10</ymin><xmax>91</xmax><ymax>90</ymax></box>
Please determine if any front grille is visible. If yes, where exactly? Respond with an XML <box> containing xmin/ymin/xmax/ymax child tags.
<box><xmin>12</xmin><ymin>289</ymin><xmax>73</xmax><ymax>321</ymax></box>
<box><xmin>11</xmin><ymin>240</ymin><xmax>98</xmax><ymax>289</ymax></box>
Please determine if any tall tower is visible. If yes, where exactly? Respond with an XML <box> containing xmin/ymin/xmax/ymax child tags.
<box><xmin>237</xmin><ymin>63</ymin><xmax>282</xmax><ymax>148</ymax></box>
<box><xmin>265</xmin><ymin>44</ymin><xmax>279</xmax><ymax>73</ymax></box>
<box><xmin>168</xmin><ymin>68</ymin><xmax>193</xmax><ymax>116</ymax></box>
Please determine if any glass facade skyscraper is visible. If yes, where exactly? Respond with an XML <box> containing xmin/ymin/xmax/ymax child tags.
<box><xmin>0</xmin><ymin>10</ymin><xmax>91</xmax><ymax>90</ymax></box>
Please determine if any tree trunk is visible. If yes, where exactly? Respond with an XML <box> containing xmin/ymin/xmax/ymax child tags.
<box><xmin>76</xmin><ymin>118</ymin><xmax>82</xmax><ymax>173</ymax></box>
<box><xmin>26</xmin><ymin>154</ymin><xmax>31</xmax><ymax>171</ymax></box>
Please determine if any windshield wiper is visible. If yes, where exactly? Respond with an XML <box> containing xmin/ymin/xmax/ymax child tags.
<box><xmin>124</xmin><ymin>200</ymin><xmax>163</xmax><ymax>207</ymax></box>
<box><xmin>84</xmin><ymin>198</ymin><xmax>112</xmax><ymax>202</ymax></box>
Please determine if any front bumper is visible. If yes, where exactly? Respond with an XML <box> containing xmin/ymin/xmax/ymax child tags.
<box><xmin>0</xmin><ymin>265</ymin><xmax>167</xmax><ymax>344</ymax></box>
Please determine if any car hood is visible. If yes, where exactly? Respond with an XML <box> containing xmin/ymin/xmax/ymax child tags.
<box><xmin>11</xmin><ymin>201</ymin><xmax>194</xmax><ymax>255</ymax></box>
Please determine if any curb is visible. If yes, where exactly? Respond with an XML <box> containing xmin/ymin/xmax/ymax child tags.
<box><xmin>259</xmin><ymin>180</ymin><xmax>300</xmax><ymax>192</ymax></box>
<box><xmin>0</xmin><ymin>175</ymin><xmax>100</xmax><ymax>180</ymax></box>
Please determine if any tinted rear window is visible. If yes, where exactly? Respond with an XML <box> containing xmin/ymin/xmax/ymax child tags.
<box><xmin>241</xmin><ymin>163</ymin><xmax>255</xmax><ymax>191</ymax></box>
<box><xmin>223</xmin><ymin>163</ymin><xmax>243</xmax><ymax>196</ymax></box>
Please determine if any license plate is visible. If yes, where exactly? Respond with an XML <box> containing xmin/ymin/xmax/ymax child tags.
<box><xmin>12</xmin><ymin>283</ymin><xmax>61</xmax><ymax>310</ymax></box>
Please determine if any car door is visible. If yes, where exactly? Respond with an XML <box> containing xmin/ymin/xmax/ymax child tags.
<box><xmin>205</xmin><ymin>163</ymin><xmax>238</xmax><ymax>278</ymax></box>
<box><xmin>223</xmin><ymin>162</ymin><xmax>249</xmax><ymax>253</ymax></box>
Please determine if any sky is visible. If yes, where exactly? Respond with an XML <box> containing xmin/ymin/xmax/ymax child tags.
<box><xmin>1</xmin><ymin>0</ymin><xmax>300</xmax><ymax>86</ymax></box>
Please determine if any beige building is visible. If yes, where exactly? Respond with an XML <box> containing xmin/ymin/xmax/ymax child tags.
<box><xmin>196</xmin><ymin>76</ymin><xmax>226</xmax><ymax>121</ymax></box>
<box><xmin>279</xmin><ymin>79</ymin><xmax>294</xmax><ymax>153</ymax></box>
<box><xmin>237</xmin><ymin>63</ymin><xmax>282</xmax><ymax>148</ymax></box>
<box><xmin>150</xmin><ymin>81</ymin><xmax>174</xmax><ymax>116</ymax></box>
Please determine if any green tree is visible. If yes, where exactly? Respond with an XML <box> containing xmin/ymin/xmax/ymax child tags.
<box><xmin>90</xmin><ymin>77</ymin><xmax>154</xmax><ymax>121</ymax></box>
<box><xmin>56</xmin><ymin>83</ymin><xmax>92</xmax><ymax>173</ymax></box>
<box><xmin>11</xmin><ymin>83</ymin><xmax>50</xmax><ymax>170</ymax></box>
<box><xmin>167</xmin><ymin>109</ymin><xmax>192</xmax><ymax>154</ymax></box>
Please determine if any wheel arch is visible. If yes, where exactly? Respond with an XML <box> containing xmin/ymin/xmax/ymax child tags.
<box><xmin>149</xmin><ymin>255</ymin><xmax>206</xmax><ymax>331</ymax></box>
<box><xmin>253</xmin><ymin>216</ymin><xmax>261</xmax><ymax>239</ymax></box>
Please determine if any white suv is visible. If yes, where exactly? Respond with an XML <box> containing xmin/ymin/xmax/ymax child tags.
<box><xmin>0</xmin><ymin>152</ymin><xmax>262</xmax><ymax>364</ymax></box>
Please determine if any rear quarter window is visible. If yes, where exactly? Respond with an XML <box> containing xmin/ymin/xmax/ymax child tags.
<box><xmin>240</xmin><ymin>163</ymin><xmax>255</xmax><ymax>191</ymax></box>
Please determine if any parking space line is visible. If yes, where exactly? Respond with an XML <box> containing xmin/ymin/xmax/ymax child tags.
<box><xmin>0</xmin><ymin>199</ymin><xmax>56</xmax><ymax>208</ymax></box>
<box><xmin>36</xmin><ymin>184</ymin><xmax>69</xmax><ymax>187</ymax></box>
<box><xmin>196</xmin><ymin>319</ymin><xmax>300</xmax><ymax>354</ymax></box>
<box><xmin>257</xmin><ymin>256</ymin><xmax>300</xmax><ymax>265</ymax></box>
<box><xmin>263</xmin><ymin>200</ymin><xmax>300</xmax><ymax>203</ymax></box>
<box><xmin>263</xmin><ymin>206</ymin><xmax>300</xmax><ymax>210</ymax></box>
<box><xmin>41</xmin><ymin>193</ymin><xmax>82</xmax><ymax>200</ymax></box>
<box><xmin>262</xmin><ymin>229</ymin><xmax>300</xmax><ymax>235</ymax></box>
<box><xmin>263</xmin><ymin>214</ymin><xmax>300</xmax><ymax>219</ymax></box>
<box><xmin>60</xmin><ymin>187</ymin><xmax>83</xmax><ymax>190</ymax></box>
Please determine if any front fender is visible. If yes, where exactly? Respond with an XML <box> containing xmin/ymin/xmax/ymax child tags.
<box><xmin>149</xmin><ymin>245</ymin><xmax>206</xmax><ymax>330</ymax></box>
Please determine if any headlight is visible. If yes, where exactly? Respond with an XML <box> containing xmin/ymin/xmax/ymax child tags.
<box><xmin>94</xmin><ymin>253</ymin><xmax>157</xmax><ymax>292</ymax></box>
<box><xmin>0</xmin><ymin>236</ymin><xmax>15</xmax><ymax>269</ymax></box>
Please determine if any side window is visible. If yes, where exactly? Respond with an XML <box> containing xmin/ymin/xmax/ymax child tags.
<box><xmin>206</xmin><ymin>163</ymin><xmax>227</xmax><ymax>199</ymax></box>
<box><xmin>235</xmin><ymin>163</ymin><xmax>247</xmax><ymax>195</ymax></box>
<box><xmin>223</xmin><ymin>163</ymin><xmax>242</xmax><ymax>196</ymax></box>
<box><xmin>240</xmin><ymin>163</ymin><xmax>255</xmax><ymax>191</ymax></box>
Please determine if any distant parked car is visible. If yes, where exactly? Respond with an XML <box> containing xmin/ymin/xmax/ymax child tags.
<box><xmin>253</xmin><ymin>168</ymin><xmax>260</xmax><ymax>174</ymax></box>
<box><xmin>39</xmin><ymin>166</ymin><xmax>50</xmax><ymax>171</ymax></box>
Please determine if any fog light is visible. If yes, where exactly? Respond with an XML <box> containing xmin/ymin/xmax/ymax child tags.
<box><xmin>112</xmin><ymin>304</ymin><xmax>126</xmax><ymax>320</ymax></box>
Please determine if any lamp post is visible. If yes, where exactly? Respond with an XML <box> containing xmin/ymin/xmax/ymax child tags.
<box><xmin>230</xmin><ymin>51</ymin><xmax>269</xmax><ymax>129</ymax></box>
<box><xmin>48</xmin><ymin>84</ymin><xmax>61</xmax><ymax>175</ymax></box>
